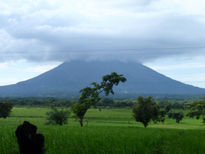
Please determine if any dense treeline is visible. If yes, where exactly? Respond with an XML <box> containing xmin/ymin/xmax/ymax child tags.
<box><xmin>0</xmin><ymin>97</ymin><xmax>197</xmax><ymax>109</ymax></box>
<box><xmin>1</xmin><ymin>96</ymin><xmax>205</xmax><ymax>127</ymax></box>
<box><xmin>0</xmin><ymin>97</ymin><xmax>75</xmax><ymax>107</ymax></box>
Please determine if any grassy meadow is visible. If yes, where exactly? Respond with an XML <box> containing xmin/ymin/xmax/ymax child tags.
<box><xmin>0</xmin><ymin>107</ymin><xmax>205</xmax><ymax>154</ymax></box>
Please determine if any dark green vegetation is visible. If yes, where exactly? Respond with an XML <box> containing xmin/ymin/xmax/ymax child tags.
<box><xmin>132</xmin><ymin>96</ymin><xmax>187</xmax><ymax>127</ymax></box>
<box><xmin>0</xmin><ymin>107</ymin><xmax>205</xmax><ymax>154</ymax></box>
<box><xmin>133</xmin><ymin>96</ymin><xmax>159</xmax><ymax>127</ymax></box>
<box><xmin>72</xmin><ymin>72</ymin><xmax>126</xmax><ymax>127</ymax></box>
<box><xmin>186</xmin><ymin>98</ymin><xmax>205</xmax><ymax>122</ymax></box>
<box><xmin>168</xmin><ymin>112</ymin><xmax>184</xmax><ymax>123</ymax></box>
<box><xmin>0</xmin><ymin>102</ymin><xmax>13</xmax><ymax>118</ymax></box>
<box><xmin>1</xmin><ymin>95</ymin><xmax>205</xmax><ymax>153</ymax></box>
<box><xmin>46</xmin><ymin>108</ymin><xmax>70</xmax><ymax>125</ymax></box>
<box><xmin>0</xmin><ymin>95</ymin><xmax>198</xmax><ymax>108</ymax></box>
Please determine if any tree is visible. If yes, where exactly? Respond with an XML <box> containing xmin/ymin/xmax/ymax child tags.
<box><xmin>72</xmin><ymin>72</ymin><xmax>126</xmax><ymax>127</ymax></box>
<box><xmin>157</xmin><ymin>110</ymin><xmax>166</xmax><ymax>123</ymax></box>
<box><xmin>168</xmin><ymin>112</ymin><xmax>184</xmax><ymax>123</ymax></box>
<box><xmin>0</xmin><ymin>102</ymin><xmax>13</xmax><ymax>118</ymax></box>
<box><xmin>186</xmin><ymin>99</ymin><xmax>205</xmax><ymax>123</ymax></box>
<box><xmin>46</xmin><ymin>108</ymin><xmax>70</xmax><ymax>125</ymax></box>
<box><xmin>165</xmin><ymin>103</ymin><xmax>172</xmax><ymax>113</ymax></box>
<box><xmin>132</xmin><ymin>96</ymin><xmax>159</xmax><ymax>128</ymax></box>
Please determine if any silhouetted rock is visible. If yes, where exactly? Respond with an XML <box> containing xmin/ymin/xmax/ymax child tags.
<box><xmin>15</xmin><ymin>121</ymin><xmax>45</xmax><ymax>154</ymax></box>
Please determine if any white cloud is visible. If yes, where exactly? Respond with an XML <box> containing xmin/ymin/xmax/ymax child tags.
<box><xmin>0</xmin><ymin>60</ymin><xmax>60</xmax><ymax>85</ymax></box>
<box><xmin>0</xmin><ymin>62</ymin><xmax>8</xmax><ymax>69</ymax></box>
<box><xmin>148</xmin><ymin>63</ymin><xmax>205</xmax><ymax>71</ymax></box>
<box><xmin>0</xmin><ymin>78</ymin><xmax>21</xmax><ymax>86</ymax></box>
<box><xmin>145</xmin><ymin>56</ymin><xmax>205</xmax><ymax>88</ymax></box>
<box><xmin>25</xmin><ymin>64</ymin><xmax>60</xmax><ymax>73</ymax></box>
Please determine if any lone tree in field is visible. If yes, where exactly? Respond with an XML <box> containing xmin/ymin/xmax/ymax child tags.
<box><xmin>0</xmin><ymin>102</ymin><xmax>13</xmax><ymax>118</ymax></box>
<box><xmin>186</xmin><ymin>98</ymin><xmax>205</xmax><ymax>123</ymax></box>
<box><xmin>72</xmin><ymin>72</ymin><xmax>126</xmax><ymax>127</ymax></box>
<box><xmin>133</xmin><ymin>96</ymin><xmax>159</xmax><ymax>128</ymax></box>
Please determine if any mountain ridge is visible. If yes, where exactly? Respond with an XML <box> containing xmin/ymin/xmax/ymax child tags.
<box><xmin>0</xmin><ymin>60</ymin><xmax>204</xmax><ymax>97</ymax></box>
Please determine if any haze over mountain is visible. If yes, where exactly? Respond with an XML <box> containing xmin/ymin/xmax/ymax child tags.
<box><xmin>0</xmin><ymin>61</ymin><xmax>204</xmax><ymax>97</ymax></box>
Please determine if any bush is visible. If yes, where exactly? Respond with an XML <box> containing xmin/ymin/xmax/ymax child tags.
<box><xmin>46</xmin><ymin>108</ymin><xmax>70</xmax><ymax>125</ymax></box>
<box><xmin>0</xmin><ymin>102</ymin><xmax>13</xmax><ymax>118</ymax></box>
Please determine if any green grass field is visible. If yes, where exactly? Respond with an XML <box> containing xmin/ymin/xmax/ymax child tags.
<box><xmin>0</xmin><ymin>107</ymin><xmax>205</xmax><ymax>154</ymax></box>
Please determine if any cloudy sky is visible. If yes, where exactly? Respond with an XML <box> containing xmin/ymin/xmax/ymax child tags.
<box><xmin>0</xmin><ymin>0</ymin><xmax>205</xmax><ymax>87</ymax></box>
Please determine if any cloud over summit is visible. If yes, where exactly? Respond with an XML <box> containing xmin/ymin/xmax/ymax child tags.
<box><xmin>1</xmin><ymin>0</ymin><xmax>205</xmax><ymax>62</ymax></box>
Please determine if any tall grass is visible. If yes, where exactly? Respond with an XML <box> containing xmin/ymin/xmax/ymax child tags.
<box><xmin>0</xmin><ymin>107</ymin><xmax>205</xmax><ymax>154</ymax></box>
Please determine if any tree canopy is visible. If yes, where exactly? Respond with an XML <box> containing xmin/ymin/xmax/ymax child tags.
<box><xmin>72</xmin><ymin>72</ymin><xmax>126</xmax><ymax>127</ymax></box>
<box><xmin>0</xmin><ymin>102</ymin><xmax>13</xmax><ymax>118</ymax></box>
<box><xmin>133</xmin><ymin>96</ymin><xmax>159</xmax><ymax>128</ymax></box>
<box><xmin>186</xmin><ymin>98</ymin><xmax>205</xmax><ymax>123</ymax></box>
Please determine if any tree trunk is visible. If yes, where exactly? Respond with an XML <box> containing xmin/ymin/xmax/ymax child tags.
<box><xmin>143</xmin><ymin>122</ymin><xmax>148</xmax><ymax>128</ymax></box>
<box><xmin>80</xmin><ymin>118</ymin><xmax>83</xmax><ymax>127</ymax></box>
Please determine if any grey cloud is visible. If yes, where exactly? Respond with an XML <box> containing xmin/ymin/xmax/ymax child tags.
<box><xmin>0</xmin><ymin>0</ymin><xmax>205</xmax><ymax>63</ymax></box>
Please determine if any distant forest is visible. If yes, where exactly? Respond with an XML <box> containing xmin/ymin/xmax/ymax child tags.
<box><xmin>0</xmin><ymin>95</ymin><xmax>202</xmax><ymax>109</ymax></box>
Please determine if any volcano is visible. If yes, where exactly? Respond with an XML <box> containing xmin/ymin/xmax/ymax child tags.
<box><xmin>0</xmin><ymin>60</ymin><xmax>204</xmax><ymax>97</ymax></box>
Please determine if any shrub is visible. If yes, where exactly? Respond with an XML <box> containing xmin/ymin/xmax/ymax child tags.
<box><xmin>0</xmin><ymin>102</ymin><xmax>13</xmax><ymax>118</ymax></box>
<box><xmin>46</xmin><ymin>108</ymin><xmax>70</xmax><ymax>125</ymax></box>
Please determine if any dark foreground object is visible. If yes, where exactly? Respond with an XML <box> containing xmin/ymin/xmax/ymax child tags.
<box><xmin>15</xmin><ymin>121</ymin><xmax>45</xmax><ymax>154</ymax></box>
